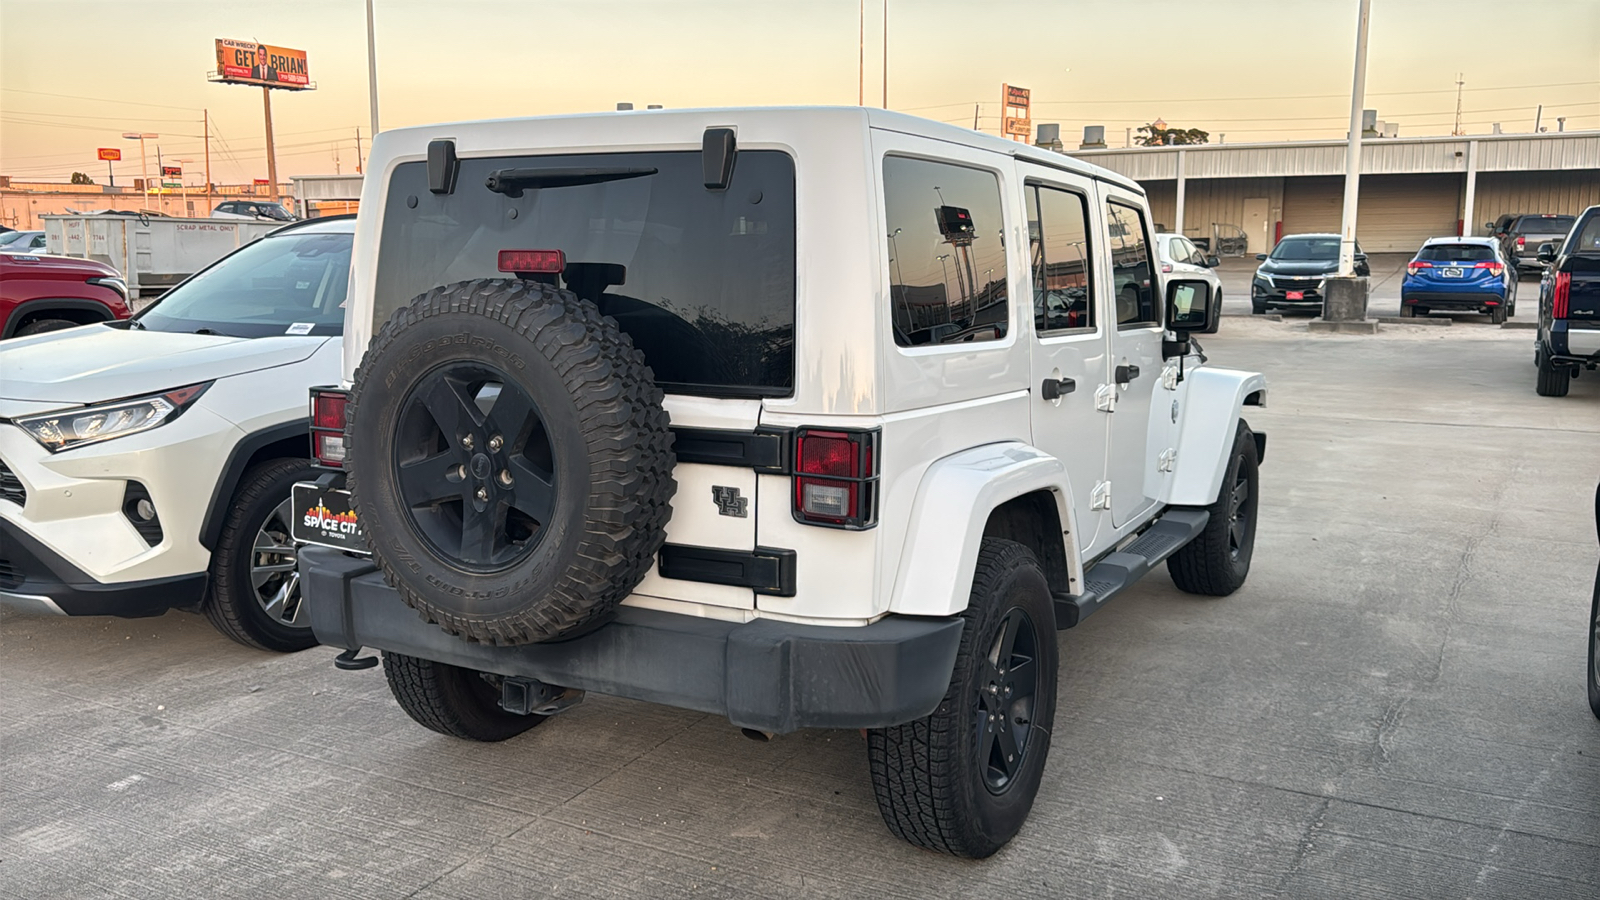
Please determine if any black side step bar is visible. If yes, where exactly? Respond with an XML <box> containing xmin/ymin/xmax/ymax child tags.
<box><xmin>1052</xmin><ymin>509</ymin><xmax>1210</xmax><ymax>629</ymax></box>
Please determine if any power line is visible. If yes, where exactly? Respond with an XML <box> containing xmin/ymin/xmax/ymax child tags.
<box><xmin>0</xmin><ymin>87</ymin><xmax>202</xmax><ymax>111</ymax></box>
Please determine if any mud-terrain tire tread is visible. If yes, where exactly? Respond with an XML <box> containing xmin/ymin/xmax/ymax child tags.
<box><xmin>202</xmin><ymin>457</ymin><xmax>320</xmax><ymax>652</ymax></box>
<box><xmin>382</xmin><ymin>651</ymin><xmax>545</xmax><ymax>741</ymax></box>
<box><xmin>346</xmin><ymin>279</ymin><xmax>675</xmax><ymax>645</ymax></box>
<box><xmin>1167</xmin><ymin>420</ymin><xmax>1259</xmax><ymax>596</ymax></box>
<box><xmin>867</xmin><ymin>538</ymin><xmax>1057</xmax><ymax>858</ymax></box>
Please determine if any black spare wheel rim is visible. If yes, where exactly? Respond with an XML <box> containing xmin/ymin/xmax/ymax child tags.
<box><xmin>394</xmin><ymin>363</ymin><xmax>557</xmax><ymax>572</ymax></box>
<box><xmin>978</xmin><ymin>607</ymin><xmax>1039</xmax><ymax>794</ymax></box>
<box><xmin>347</xmin><ymin>279</ymin><xmax>676</xmax><ymax>646</ymax></box>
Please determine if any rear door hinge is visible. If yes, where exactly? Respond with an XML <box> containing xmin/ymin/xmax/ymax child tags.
<box><xmin>1158</xmin><ymin>448</ymin><xmax>1177</xmax><ymax>472</ymax></box>
<box><xmin>1095</xmin><ymin>383</ymin><xmax>1116</xmax><ymax>412</ymax></box>
<box><xmin>1090</xmin><ymin>481</ymin><xmax>1112</xmax><ymax>510</ymax></box>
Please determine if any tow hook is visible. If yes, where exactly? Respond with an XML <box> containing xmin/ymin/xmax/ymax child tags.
<box><xmin>500</xmin><ymin>676</ymin><xmax>585</xmax><ymax>716</ymax></box>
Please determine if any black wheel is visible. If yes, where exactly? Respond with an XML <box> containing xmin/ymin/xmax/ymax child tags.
<box><xmin>15</xmin><ymin>318</ymin><xmax>79</xmax><ymax>336</ymax></box>
<box><xmin>1397</xmin><ymin>304</ymin><xmax>1415</xmax><ymax>318</ymax></box>
<box><xmin>1167</xmin><ymin>421</ymin><xmax>1260</xmax><ymax>596</ymax></box>
<box><xmin>1489</xmin><ymin>304</ymin><xmax>1507</xmax><ymax>325</ymax></box>
<box><xmin>1536</xmin><ymin>351</ymin><xmax>1570</xmax><ymax>397</ymax></box>
<box><xmin>1251</xmin><ymin>301</ymin><xmax>1267</xmax><ymax>315</ymax></box>
<box><xmin>203</xmin><ymin>458</ymin><xmax>319</xmax><ymax>652</ymax></box>
<box><xmin>1200</xmin><ymin>289</ymin><xmax>1221</xmax><ymax>334</ymax></box>
<box><xmin>347</xmin><ymin>279</ymin><xmax>675</xmax><ymax>645</ymax></box>
<box><xmin>1589</xmin><ymin>483</ymin><xmax>1600</xmax><ymax>721</ymax></box>
<box><xmin>867</xmin><ymin>539</ymin><xmax>1058</xmax><ymax>858</ymax></box>
<box><xmin>382</xmin><ymin>652</ymin><xmax>547</xmax><ymax>741</ymax></box>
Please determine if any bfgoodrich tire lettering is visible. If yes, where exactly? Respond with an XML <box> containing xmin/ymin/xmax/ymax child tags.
<box><xmin>867</xmin><ymin>538</ymin><xmax>1058</xmax><ymax>858</ymax></box>
<box><xmin>347</xmin><ymin>279</ymin><xmax>675</xmax><ymax>645</ymax></box>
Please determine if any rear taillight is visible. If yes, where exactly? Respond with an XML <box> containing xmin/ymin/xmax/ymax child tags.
<box><xmin>793</xmin><ymin>429</ymin><xmax>879</xmax><ymax>529</ymax></box>
<box><xmin>1553</xmin><ymin>271</ymin><xmax>1571</xmax><ymax>319</ymax></box>
<box><xmin>1160</xmin><ymin>263</ymin><xmax>1173</xmax><ymax>274</ymax></box>
<box><xmin>1474</xmin><ymin>261</ymin><xmax>1504</xmax><ymax>276</ymax></box>
<box><xmin>310</xmin><ymin>388</ymin><xmax>349</xmax><ymax>468</ymax></box>
<box><xmin>1516</xmin><ymin>236</ymin><xmax>1526</xmax><ymax>249</ymax></box>
<box><xmin>1407</xmin><ymin>260</ymin><xmax>1432</xmax><ymax>276</ymax></box>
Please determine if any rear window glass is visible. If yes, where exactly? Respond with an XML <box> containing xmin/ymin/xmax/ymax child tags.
<box><xmin>376</xmin><ymin>150</ymin><xmax>796</xmax><ymax>397</ymax></box>
<box><xmin>1514</xmin><ymin>216</ymin><xmax>1575</xmax><ymax>234</ymax></box>
<box><xmin>1417</xmin><ymin>244</ymin><xmax>1495</xmax><ymax>262</ymax></box>
<box><xmin>1573</xmin><ymin>216</ymin><xmax>1600</xmax><ymax>253</ymax></box>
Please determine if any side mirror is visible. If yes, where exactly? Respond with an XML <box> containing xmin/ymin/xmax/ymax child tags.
<box><xmin>1483</xmin><ymin>221</ymin><xmax>1495</xmax><ymax>231</ymax></box>
<box><xmin>1354</xmin><ymin>252</ymin><xmax>1368</xmax><ymax>261</ymax></box>
<box><xmin>1166</xmin><ymin>279</ymin><xmax>1212</xmax><ymax>333</ymax></box>
<box><xmin>1204</xmin><ymin>255</ymin><xmax>1221</xmax><ymax>268</ymax></box>
<box><xmin>1254</xmin><ymin>253</ymin><xmax>1268</xmax><ymax>261</ymax></box>
<box><xmin>1536</xmin><ymin>242</ymin><xmax>1557</xmax><ymax>263</ymax></box>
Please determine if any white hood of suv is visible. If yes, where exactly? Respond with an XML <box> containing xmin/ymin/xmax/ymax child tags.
<box><xmin>0</xmin><ymin>325</ymin><xmax>332</xmax><ymax>406</ymax></box>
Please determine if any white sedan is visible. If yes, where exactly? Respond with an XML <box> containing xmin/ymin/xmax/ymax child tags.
<box><xmin>1157</xmin><ymin>232</ymin><xmax>1223</xmax><ymax>333</ymax></box>
<box><xmin>0</xmin><ymin>217</ymin><xmax>351</xmax><ymax>652</ymax></box>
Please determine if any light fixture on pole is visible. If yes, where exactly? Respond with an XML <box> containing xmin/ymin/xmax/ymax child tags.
<box><xmin>122</xmin><ymin>132</ymin><xmax>158</xmax><ymax>211</ymax></box>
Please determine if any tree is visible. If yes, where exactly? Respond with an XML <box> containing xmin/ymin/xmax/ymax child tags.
<box><xmin>70</xmin><ymin>172</ymin><xmax>96</xmax><ymax>185</ymax></box>
<box><xmin>1133</xmin><ymin>124</ymin><xmax>1210</xmax><ymax>147</ymax></box>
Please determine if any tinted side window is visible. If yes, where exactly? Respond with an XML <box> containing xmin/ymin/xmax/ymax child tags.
<box><xmin>1106</xmin><ymin>202</ymin><xmax>1156</xmax><ymax>327</ymax></box>
<box><xmin>885</xmin><ymin>156</ymin><xmax>1008</xmax><ymax>347</ymax></box>
<box><xmin>1028</xmin><ymin>185</ymin><xmax>1094</xmax><ymax>333</ymax></box>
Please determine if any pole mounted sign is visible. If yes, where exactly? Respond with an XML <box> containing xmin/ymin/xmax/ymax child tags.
<box><xmin>97</xmin><ymin>148</ymin><xmax>122</xmax><ymax>161</ymax></box>
<box><xmin>1001</xmin><ymin>84</ymin><xmax>1032</xmax><ymax>141</ymax></box>
<box><xmin>214</xmin><ymin>39</ymin><xmax>311</xmax><ymax>89</ymax></box>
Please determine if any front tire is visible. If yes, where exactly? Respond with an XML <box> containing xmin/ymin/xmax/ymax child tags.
<box><xmin>203</xmin><ymin>458</ymin><xmax>319</xmax><ymax>652</ymax></box>
<box><xmin>15</xmin><ymin>318</ymin><xmax>80</xmax><ymax>336</ymax></box>
<box><xmin>1167</xmin><ymin>421</ymin><xmax>1260</xmax><ymax>596</ymax></box>
<box><xmin>383</xmin><ymin>652</ymin><xmax>547</xmax><ymax>741</ymax></box>
<box><xmin>867</xmin><ymin>539</ymin><xmax>1058</xmax><ymax>858</ymax></box>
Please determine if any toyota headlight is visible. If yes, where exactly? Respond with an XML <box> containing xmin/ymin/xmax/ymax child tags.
<box><xmin>14</xmin><ymin>383</ymin><xmax>210</xmax><ymax>452</ymax></box>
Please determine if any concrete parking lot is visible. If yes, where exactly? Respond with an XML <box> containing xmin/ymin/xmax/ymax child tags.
<box><xmin>3</xmin><ymin>318</ymin><xmax>1598</xmax><ymax>899</ymax></box>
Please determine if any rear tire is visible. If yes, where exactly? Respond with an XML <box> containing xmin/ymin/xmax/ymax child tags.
<box><xmin>1201</xmin><ymin>289</ymin><xmax>1221</xmax><ymax>334</ymax></box>
<box><xmin>1398</xmin><ymin>304</ymin><xmax>1415</xmax><ymax>318</ymax></box>
<box><xmin>383</xmin><ymin>652</ymin><xmax>548</xmax><ymax>741</ymax></box>
<box><xmin>867</xmin><ymin>539</ymin><xmax>1058</xmax><ymax>858</ymax></box>
<box><xmin>1167</xmin><ymin>421</ymin><xmax>1259</xmax><ymax>596</ymax></box>
<box><xmin>203</xmin><ymin>458</ymin><xmax>320</xmax><ymax>653</ymax></box>
<box><xmin>15</xmin><ymin>318</ymin><xmax>79</xmax><ymax>336</ymax></box>
<box><xmin>1536</xmin><ymin>352</ymin><xmax>1570</xmax><ymax>397</ymax></box>
<box><xmin>1489</xmin><ymin>305</ymin><xmax>1507</xmax><ymax>325</ymax></box>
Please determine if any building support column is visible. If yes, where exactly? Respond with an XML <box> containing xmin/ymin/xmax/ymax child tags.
<box><xmin>1462</xmin><ymin>139</ymin><xmax>1479</xmax><ymax>236</ymax></box>
<box><xmin>1174</xmin><ymin>149</ymin><xmax>1187</xmax><ymax>236</ymax></box>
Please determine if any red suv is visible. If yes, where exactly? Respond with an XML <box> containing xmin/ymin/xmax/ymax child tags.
<box><xmin>0</xmin><ymin>253</ymin><xmax>131</xmax><ymax>339</ymax></box>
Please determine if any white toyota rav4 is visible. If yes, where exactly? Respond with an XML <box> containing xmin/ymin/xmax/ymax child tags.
<box><xmin>296</xmin><ymin>108</ymin><xmax>1267</xmax><ymax>857</ymax></box>
<box><xmin>0</xmin><ymin>216</ymin><xmax>352</xmax><ymax>652</ymax></box>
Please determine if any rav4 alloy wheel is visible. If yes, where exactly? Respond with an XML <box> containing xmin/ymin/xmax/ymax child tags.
<box><xmin>347</xmin><ymin>279</ymin><xmax>676</xmax><ymax>645</ymax></box>
<box><xmin>203</xmin><ymin>458</ymin><xmax>320</xmax><ymax>652</ymax></box>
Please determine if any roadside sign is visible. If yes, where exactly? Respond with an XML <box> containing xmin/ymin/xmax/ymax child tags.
<box><xmin>1001</xmin><ymin>83</ymin><xmax>1032</xmax><ymax>142</ymax></box>
<box><xmin>1003</xmin><ymin>117</ymin><xmax>1032</xmax><ymax>138</ymax></box>
<box><xmin>97</xmin><ymin>148</ymin><xmax>122</xmax><ymax>161</ymax></box>
<box><xmin>214</xmin><ymin>38</ymin><xmax>310</xmax><ymax>89</ymax></box>
<box><xmin>253</xmin><ymin>178</ymin><xmax>270</xmax><ymax>186</ymax></box>
<box><xmin>162</xmin><ymin>166</ymin><xmax>182</xmax><ymax>177</ymax></box>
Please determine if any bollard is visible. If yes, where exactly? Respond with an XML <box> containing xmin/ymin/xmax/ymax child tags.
<box><xmin>1309</xmin><ymin>276</ymin><xmax>1380</xmax><ymax>333</ymax></box>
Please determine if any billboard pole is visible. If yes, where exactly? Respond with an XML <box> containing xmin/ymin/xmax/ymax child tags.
<box><xmin>204</xmin><ymin>109</ymin><xmax>212</xmax><ymax>214</ymax></box>
<box><xmin>263</xmin><ymin>86</ymin><xmax>279</xmax><ymax>202</ymax></box>
<box><xmin>366</xmin><ymin>0</ymin><xmax>381</xmax><ymax>136</ymax></box>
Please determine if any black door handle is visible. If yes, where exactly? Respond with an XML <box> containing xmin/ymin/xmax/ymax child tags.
<box><xmin>1040</xmin><ymin>377</ymin><xmax>1076</xmax><ymax>401</ymax></box>
<box><xmin>1115</xmin><ymin>364</ymin><xmax>1141</xmax><ymax>384</ymax></box>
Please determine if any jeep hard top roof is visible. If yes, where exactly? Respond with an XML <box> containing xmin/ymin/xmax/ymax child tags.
<box><xmin>366</xmin><ymin>106</ymin><xmax>1144</xmax><ymax>195</ymax></box>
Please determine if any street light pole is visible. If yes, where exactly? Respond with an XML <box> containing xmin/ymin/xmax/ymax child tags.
<box><xmin>1337</xmin><ymin>0</ymin><xmax>1371</xmax><ymax>278</ymax></box>
<box><xmin>122</xmin><ymin>132</ymin><xmax>158</xmax><ymax>211</ymax></box>
<box><xmin>366</xmin><ymin>0</ymin><xmax>381</xmax><ymax>138</ymax></box>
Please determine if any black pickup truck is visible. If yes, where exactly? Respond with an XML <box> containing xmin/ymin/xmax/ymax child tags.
<box><xmin>1534</xmin><ymin>205</ymin><xmax>1600</xmax><ymax>397</ymax></box>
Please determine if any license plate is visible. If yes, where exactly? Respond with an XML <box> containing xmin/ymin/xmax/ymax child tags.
<box><xmin>291</xmin><ymin>482</ymin><xmax>367</xmax><ymax>553</ymax></box>
<box><xmin>1442</xmin><ymin>267</ymin><xmax>1464</xmax><ymax>278</ymax></box>
<box><xmin>1285</xmin><ymin>291</ymin><xmax>1304</xmax><ymax>300</ymax></box>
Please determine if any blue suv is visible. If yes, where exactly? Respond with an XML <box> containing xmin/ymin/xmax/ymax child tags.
<box><xmin>1400</xmin><ymin>237</ymin><xmax>1517</xmax><ymax>323</ymax></box>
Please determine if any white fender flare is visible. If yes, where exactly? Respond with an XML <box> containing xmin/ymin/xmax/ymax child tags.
<box><xmin>889</xmin><ymin>442</ymin><xmax>1075</xmax><ymax>618</ymax></box>
<box><xmin>1168</xmin><ymin>366</ymin><xmax>1267</xmax><ymax>507</ymax></box>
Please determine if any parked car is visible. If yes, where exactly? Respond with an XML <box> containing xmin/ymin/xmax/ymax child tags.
<box><xmin>0</xmin><ymin>252</ymin><xmax>131</xmax><ymax>338</ymax></box>
<box><xmin>0</xmin><ymin>231</ymin><xmax>47</xmax><ymax>253</ymax></box>
<box><xmin>1252</xmin><ymin>233</ymin><xmax>1369</xmax><ymax>314</ymax></box>
<box><xmin>294</xmin><ymin>108</ymin><xmax>1267</xmax><ymax>858</ymax></box>
<box><xmin>1156</xmin><ymin>231</ymin><xmax>1222</xmax><ymax>333</ymax></box>
<box><xmin>1495</xmin><ymin>213</ymin><xmax>1577</xmax><ymax>275</ymax></box>
<box><xmin>0</xmin><ymin>216</ymin><xmax>353</xmax><ymax>652</ymax></box>
<box><xmin>1589</xmin><ymin>480</ymin><xmax>1599</xmax><ymax>721</ymax></box>
<box><xmin>1533</xmin><ymin>204</ymin><xmax>1600</xmax><ymax>396</ymax></box>
<box><xmin>1399</xmin><ymin>236</ymin><xmax>1517</xmax><ymax>323</ymax></box>
<box><xmin>211</xmin><ymin>200</ymin><xmax>296</xmax><ymax>222</ymax></box>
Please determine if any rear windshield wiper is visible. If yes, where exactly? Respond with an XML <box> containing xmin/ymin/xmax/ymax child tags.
<box><xmin>484</xmin><ymin>167</ymin><xmax>657</xmax><ymax>198</ymax></box>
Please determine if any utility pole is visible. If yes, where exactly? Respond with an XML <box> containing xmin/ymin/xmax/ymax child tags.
<box><xmin>1534</xmin><ymin>104</ymin><xmax>1543</xmax><ymax>133</ymax></box>
<box><xmin>156</xmin><ymin>145</ymin><xmax>166</xmax><ymax>215</ymax></box>
<box><xmin>366</xmin><ymin>0</ymin><xmax>382</xmax><ymax>136</ymax></box>
<box><xmin>858</xmin><ymin>0</ymin><xmax>864</xmax><ymax>106</ymax></box>
<box><xmin>263</xmin><ymin>86</ymin><xmax>279</xmax><ymax>201</ymax></box>
<box><xmin>1337</xmin><ymin>0</ymin><xmax>1371</xmax><ymax>278</ymax></box>
<box><xmin>122</xmin><ymin>132</ymin><xmax>157</xmax><ymax>211</ymax></box>
<box><xmin>203</xmin><ymin>109</ymin><xmax>212</xmax><ymax>214</ymax></box>
<box><xmin>355</xmin><ymin>127</ymin><xmax>363</xmax><ymax>175</ymax></box>
<box><xmin>1452</xmin><ymin>73</ymin><xmax>1464</xmax><ymax>136</ymax></box>
<box><xmin>973</xmin><ymin>104</ymin><xmax>980</xmax><ymax>131</ymax></box>
<box><xmin>881</xmin><ymin>0</ymin><xmax>888</xmax><ymax>108</ymax></box>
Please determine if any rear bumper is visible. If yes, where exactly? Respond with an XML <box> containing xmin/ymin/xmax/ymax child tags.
<box><xmin>0</xmin><ymin>518</ymin><xmax>205</xmax><ymax>617</ymax></box>
<box><xmin>1550</xmin><ymin>323</ymin><xmax>1600</xmax><ymax>362</ymax></box>
<box><xmin>1402</xmin><ymin>290</ymin><xmax>1504</xmax><ymax>309</ymax></box>
<box><xmin>301</xmin><ymin>546</ymin><xmax>965</xmax><ymax>734</ymax></box>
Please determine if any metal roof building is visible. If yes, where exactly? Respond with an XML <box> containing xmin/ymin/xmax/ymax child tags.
<box><xmin>1066</xmin><ymin>131</ymin><xmax>1600</xmax><ymax>253</ymax></box>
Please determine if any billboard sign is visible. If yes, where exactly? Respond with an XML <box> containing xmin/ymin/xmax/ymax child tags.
<box><xmin>97</xmin><ymin>148</ymin><xmax>122</xmax><ymax>161</ymax></box>
<box><xmin>1001</xmin><ymin>83</ymin><xmax>1032</xmax><ymax>140</ymax></box>
<box><xmin>162</xmin><ymin>166</ymin><xmax>182</xmax><ymax>177</ymax></box>
<box><xmin>214</xmin><ymin>39</ymin><xmax>310</xmax><ymax>89</ymax></box>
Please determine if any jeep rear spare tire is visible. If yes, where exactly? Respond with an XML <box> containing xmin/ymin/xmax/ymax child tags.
<box><xmin>347</xmin><ymin>279</ymin><xmax>675</xmax><ymax>645</ymax></box>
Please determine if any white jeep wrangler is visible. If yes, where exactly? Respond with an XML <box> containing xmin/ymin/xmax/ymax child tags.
<box><xmin>296</xmin><ymin>107</ymin><xmax>1266</xmax><ymax>858</ymax></box>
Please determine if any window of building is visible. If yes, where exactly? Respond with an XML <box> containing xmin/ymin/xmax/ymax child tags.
<box><xmin>1028</xmin><ymin>185</ymin><xmax>1095</xmax><ymax>333</ymax></box>
<box><xmin>884</xmin><ymin>156</ymin><xmax>1008</xmax><ymax>347</ymax></box>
